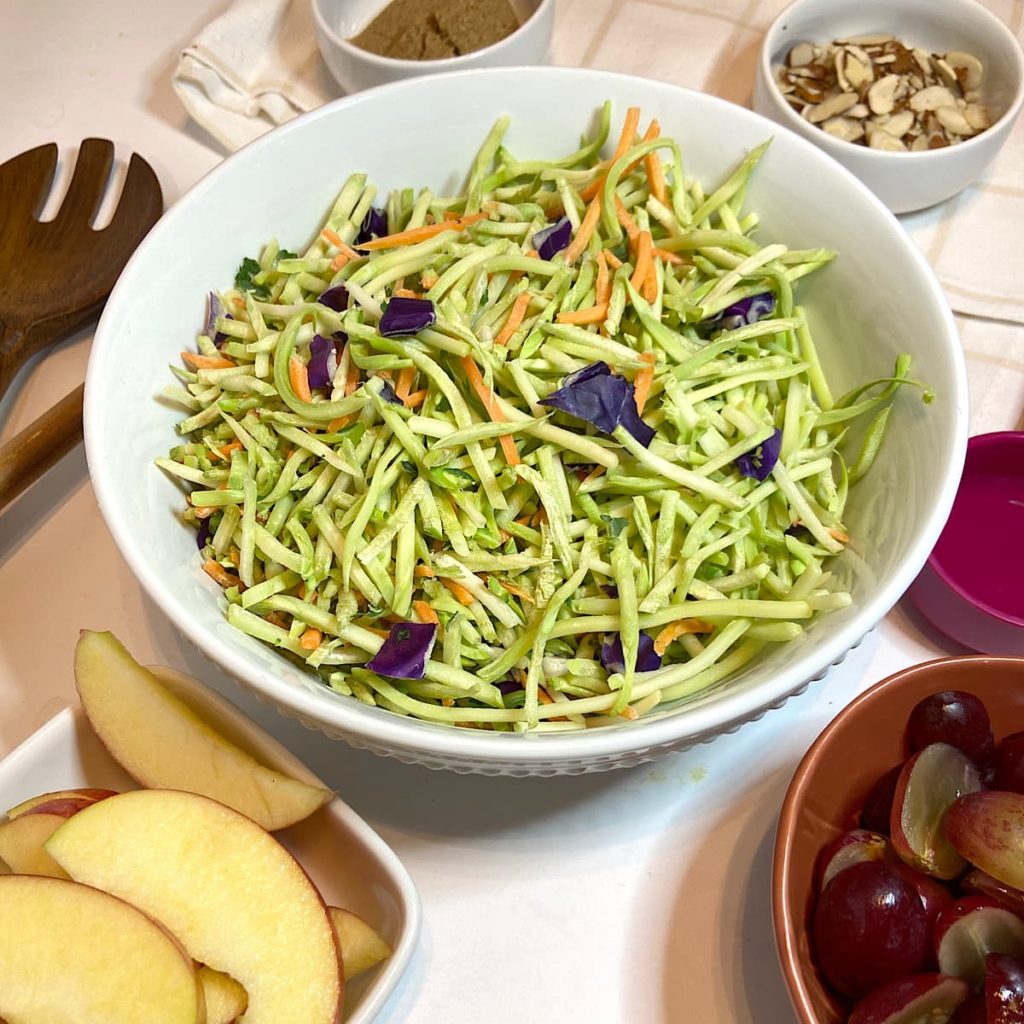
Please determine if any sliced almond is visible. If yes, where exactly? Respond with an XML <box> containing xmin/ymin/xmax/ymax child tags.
<box><xmin>807</xmin><ymin>90</ymin><xmax>859</xmax><ymax>123</ymax></box>
<box><xmin>912</xmin><ymin>48</ymin><xmax>932</xmax><ymax>78</ymax></box>
<box><xmin>874</xmin><ymin>54</ymin><xmax>896</xmax><ymax>65</ymax></box>
<box><xmin>843</xmin><ymin>54</ymin><xmax>871</xmax><ymax>89</ymax></box>
<box><xmin>934</xmin><ymin>58</ymin><xmax>959</xmax><ymax>91</ymax></box>
<box><xmin>822</xmin><ymin>116</ymin><xmax>865</xmax><ymax>142</ymax></box>
<box><xmin>867</xmin><ymin>128</ymin><xmax>907</xmax><ymax>151</ymax></box>
<box><xmin>840</xmin><ymin>34</ymin><xmax>894</xmax><ymax>46</ymax></box>
<box><xmin>847</xmin><ymin>103</ymin><xmax>870</xmax><ymax>118</ymax></box>
<box><xmin>945</xmin><ymin>51</ymin><xmax>984</xmax><ymax>92</ymax></box>
<box><xmin>867</xmin><ymin>74</ymin><xmax>900</xmax><ymax>114</ymax></box>
<box><xmin>935</xmin><ymin>105</ymin><xmax>975</xmax><ymax>136</ymax></box>
<box><xmin>883</xmin><ymin>110</ymin><xmax>915</xmax><ymax>137</ymax></box>
<box><xmin>910</xmin><ymin>134</ymin><xmax>930</xmax><ymax>151</ymax></box>
<box><xmin>788</xmin><ymin>41</ymin><xmax>816</xmax><ymax>68</ymax></box>
<box><xmin>964</xmin><ymin>104</ymin><xmax>991</xmax><ymax>130</ymax></box>
<box><xmin>834</xmin><ymin>50</ymin><xmax>851</xmax><ymax>92</ymax></box>
<box><xmin>910</xmin><ymin>85</ymin><xmax>958</xmax><ymax>112</ymax></box>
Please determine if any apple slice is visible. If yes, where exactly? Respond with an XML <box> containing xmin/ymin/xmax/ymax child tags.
<box><xmin>329</xmin><ymin>907</ymin><xmax>392</xmax><ymax>979</ymax></box>
<box><xmin>0</xmin><ymin>874</ymin><xmax>202</xmax><ymax>1023</ymax></box>
<box><xmin>47</xmin><ymin>789</ymin><xmax>342</xmax><ymax>1024</ymax></box>
<box><xmin>891</xmin><ymin>743</ymin><xmax>982</xmax><ymax>879</ymax></box>
<box><xmin>74</xmin><ymin>630</ymin><xmax>332</xmax><ymax>830</ymax></box>
<box><xmin>935</xmin><ymin>897</ymin><xmax>1024</xmax><ymax>988</ymax></box>
<box><xmin>849</xmin><ymin>974</ymin><xmax>969</xmax><ymax>1024</ymax></box>
<box><xmin>7</xmin><ymin>788</ymin><xmax>117</xmax><ymax>819</ymax></box>
<box><xmin>0</xmin><ymin>813</ymin><xmax>70</xmax><ymax>877</ymax></box>
<box><xmin>200</xmin><ymin>965</ymin><xmax>248</xmax><ymax>1024</ymax></box>
<box><xmin>946</xmin><ymin>791</ymin><xmax>1024</xmax><ymax>891</ymax></box>
<box><xmin>0</xmin><ymin>856</ymin><xmax>10</xmax><ymax>874</ymax></box>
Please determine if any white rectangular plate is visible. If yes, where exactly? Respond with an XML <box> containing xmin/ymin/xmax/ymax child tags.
<box><xmin>0</xmin><ymin>665</ymin><xmax>421</xmax><ymax>1023</ymax></box>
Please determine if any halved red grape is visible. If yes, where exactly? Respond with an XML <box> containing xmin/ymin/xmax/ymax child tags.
<box><xmin>951</xmin><ymin>993</ymin><xmax>987</xmax><ymax>1023</ymax></box>
<box><xmin>890</xmin><ymin>860</ymin><xmax>955</xmax><ymax>935</ymax></box>
<box><xmin>861</xmin><ymin>765</ymin><xmax>903</xmax><ymax>835</ymax></box>
<box><xmin>907</xmin><ymin>691</ymin><xmax>994</xmax><ymax>775</ymax></box>
<box><xmin>986</xmin><ymin>953</ymin><xmax>1024</xmax><ymax>1023</ymax></box>
<box><xmin>813</xmin><ymin>861</ymin><xmax>930</xmax><ymax>998</ymax></box>
<box><xmin>963</xmin><ymin>870</ymin><xmax>1024</xmax><ymax>918</ymax></box>
<box><xmin>849</xmin><ymin>974</ymin><xmax>969</xmax><ymax>1024</ymax></box>
<box><xmin>994</xmin><ymin>731</ymin><xmax>1024</xmax><ymax>795</ymax></box>
<box><xmin>891</xmin><ymin>744</ymin><xmax>983</xmax><ymax>879</ymax></box>
<box><xmin>935</xmin><ymin>897</ymin><xmax>1024</xmax><ymax>988</ymax></box>
<box><xmin>816</xmin><ymin>829</ymin><xmax>889</xmax><ymax>893</ymax></box>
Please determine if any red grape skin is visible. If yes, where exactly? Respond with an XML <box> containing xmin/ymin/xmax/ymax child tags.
<box><xmin>813</xmin><ymin>861</ymin><xmax>930</xmax><ymax>998</ymax></box>
<box><xmin>994</xmin><ymin>731</ymin><xmax>1024</xmax><ymax>794</ymax></box>
<box><xmin>906</xmin><ymin>691</ymin><xmax>994</xmax><ymax>777</ymax></box>
<box><xmin>986</xmin><ymin>953</ymin><xmax>1024</xmax><ymax>1024</ymax></box>
<box><xmin>951</xmin><ymin>993</ymin><xmax>988</xmax><ymax>1024</ymax></box>
<box><xmin>860</xmin><ymin>765</ymin><xmax>902</xmax><ymax>835</ymax></box>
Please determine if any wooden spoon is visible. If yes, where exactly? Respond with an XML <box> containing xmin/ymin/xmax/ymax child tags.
<box><xmin>0</xmin><ymin>139</ymin><xmax>163</xmax><ymax>510</ymax></box>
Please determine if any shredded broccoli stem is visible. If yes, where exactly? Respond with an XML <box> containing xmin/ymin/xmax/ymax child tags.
<box><xmin>158</xmin><ymin>104</ymin><xmax>930</xmax><ymax>731</ymax></box>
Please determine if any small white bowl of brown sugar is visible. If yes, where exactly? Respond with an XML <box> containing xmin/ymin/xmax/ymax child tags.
<box><xmin>312</xmin><ymin>0</ymin><xmax>554</xmax><ymax>96</ymax></box>
<box><xmin>753</xmin><ymin>0</ymin><xmax>1024</xmax><ymax>213</ymax></box>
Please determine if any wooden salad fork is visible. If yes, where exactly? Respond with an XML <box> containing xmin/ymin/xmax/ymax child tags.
<box><xmin>0</xmin><ymin>139</ymin><xmax>163</xmax><ymax>510</ymax></box>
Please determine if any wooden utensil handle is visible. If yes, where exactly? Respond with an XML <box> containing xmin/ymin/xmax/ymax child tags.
<box><xmin>0</xmin><ymin>384</ymin><xmax>84</xmax><ymax>511</ymax></box>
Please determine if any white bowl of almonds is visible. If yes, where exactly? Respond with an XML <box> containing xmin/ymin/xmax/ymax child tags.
<box><xmin>753</xmin><ymin>0</ymin><xmax>1024</xmax><ymax>213</ymax></box>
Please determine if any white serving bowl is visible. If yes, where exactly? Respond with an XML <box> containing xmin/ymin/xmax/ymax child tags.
<box><xmin>312</xmin><ymin>0</ymin><xmax>554</xmax><ymax>94</ymax></box>
<box><xmin>85</xmin><ymin>67</ymin><xmax>968</xmax><ymax>776</ymax></box>
<box><xmin>752</xmin><ymin>0</ymin><xmax>1024</xmax><ymax>214</ymax></box>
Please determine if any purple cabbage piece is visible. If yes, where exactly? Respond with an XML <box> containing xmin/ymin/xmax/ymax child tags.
<box><xmin>703</xmin><ymin>292</ymin><xmax>776</xmax><ymax>333</ymax></box>
<box><xmin>317</xmin><ymin>285</ymin><xmax>349</xmax><ymax>312</ymax></box>
<box><xmin>601</xmin><ymin>584</ymin><xmax>619</xmax><ymax>598</ymax></box>
<box><xmin>533</xmin><ymin>217</ymin><xmax>572</xmax><ymax>261</ymax></box>
<box><xmin>599</xmin><ymin>632</ymin><xmax>662</xmax><ymax>675</ymax></box>
<box><xmin>495</xmin><ymin>680</ymin><xmax>521</xmax><ymax>696</ymax></box>
<box><xmin>196</xmin><ymin>517</ymin><xmax>212</xmax><ymax>550</ymax></box>
<box><xmin>355</xmin><ymin>207</ymin><xmax>388</xmax><ymax>246</ymax></box>
<box><xmin>378</xmin><ymin>379</ymin><xmax>403</xmax><ymax>405</ymax></box>
<box><xmin>205</xmin><ymin>292</ymin><xmax>232</xmax><ymax>348</ymax></box>
<box><xmin>307</xmin><ymin>334</ymin><xmax>339</xmax><ymax>391</ymax></box>
<box><xmin>379</xmin><ymin>296</ymin><xmax>435</xmax><ymax>337</ymax></box>
<box><xmin>366</xmin><ymin>622</ymin><xmax>437</xmax><ymax>679</ymax></box>
<box><xmin>540</xmin><ymin>361</ymin><xmax>655</xmax><ymax>447</ymax></box>
<box><xmin>735</xmin><ymin>427</ymin><xmax>783</xmax><ymax>481</ymax></box>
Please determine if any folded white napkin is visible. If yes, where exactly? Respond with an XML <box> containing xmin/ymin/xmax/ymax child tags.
<box><xmin>172</xmin><ymin>0</ymin><xmax>337</xmax><ymax>152</ymax></box>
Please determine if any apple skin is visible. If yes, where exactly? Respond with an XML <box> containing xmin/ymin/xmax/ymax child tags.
<box><xmin>6</xmin><ymin>788</ymin><xmax>117</xmax><ymax>820</ymax></box>
<box><xmin>328</xmin><ymin>907</ymin><xmax>392</xmax><ymax>979</ymax></box>
<box><xmin>848</xmin><ymin>973</ymin><xmax>969</xmax><ymax>1024</ymax></box>
<box><xmin>0</xmin><ymin>874</ymin><xmax>203</xmax><ymax>1023</ymax></box>
<box><xmin>0</xmin><ymin>813</ymin><xmax>71</xmax><ymax>878</ymax></box>
<box><xmin>74</xmin><ymin>630</ymin><xmax>332</xmax><ymax>831</ymax></box>
<box><xmin>945</xmin><ymin>791</ymin><xmax>1024</xmax><ymax>891</ymax></box>
<box><xmin>890</xmin><ymin>743</ymin><xmax>982</xmax><ymax>880</ymax></box>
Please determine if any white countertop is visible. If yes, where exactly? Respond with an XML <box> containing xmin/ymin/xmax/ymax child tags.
<box><xmin>1</xmin><ymin>2</ymin><xmax>1020</xmax><ymax>1021</ymax></box>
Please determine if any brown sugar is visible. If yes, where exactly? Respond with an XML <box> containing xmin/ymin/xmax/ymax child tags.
<box><xmin>349</xmin><ymin>0</ymin><xmax>522</xmax><ymax>61</ymax></box>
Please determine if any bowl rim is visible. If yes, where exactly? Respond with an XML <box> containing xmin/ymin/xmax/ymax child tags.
<box><xmin>928</xmin><ymin>430</ymin><xmax>1024</xmax><ymax>628</ymax></box>
<box><xmin>772</xmin><ymin>652</ymin><xmax>1024</xmax><ymax>1024</ymax></box>
<box><xmin>310</xmin><ymin>0</ymin><xmax>554</xmax><ymax>72</ymax></box>
<box><xmin>757</xmin><ymin>0</ymin><xmax>1024</xmax><ymax>161</ymax></box>
<box><xmin>84</xmin><ymin>65</ymin><xmax>969</xmax><ymax>767</ymax></box>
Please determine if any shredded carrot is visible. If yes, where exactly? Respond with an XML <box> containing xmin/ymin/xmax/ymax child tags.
<box><xmin>404</xmin><ymin>388</ymin><xmax>427</xmax><ymax>409</ymax></box>
<box><xmin>828</xmin><ymin>527</ymin><xmax>850</xmax><ymax>544</ymax></box>
<box><xmin>393</xmin><ymin>288</ymin><xmax>421</xmax><ymax>299</ymax></box>
<box><xmin>420</xmin><ymin>272</ymin><xmax>439</xmax><ymax>289</ymax></box>
<box><xmin>458</xmin><ymin>355</ymin><xmax>519</xmax><ymax>466</ymax></box>
<box><xmin>507</xmin><ymin>249</ymin><xmax>540</xmax><ymax>284</ymax></box>
<box><xmin>634</xmin><ymin>352</ymin><xmax>656</xmax><ymax>414</ymax></box>
<box><xmin>579</xmin><ymin>106</ymin><xmax>642</xmax><ymax>202</ymax></box>
<box><xmin>412</xmin><ymin>600</ymin><xmax>439</xmax><ymax>624</ymax></box>
<box><xmin>556</xmin><ymin>303</ymin><xmax>609</xmax><ymax>325</ymax></box>
<box><xmin>289</xmin><ymin>356</ymin><xmax>312</xmax><ymax>403</ymax></box>
<box><xmin>643</xmin><ymin>252</ymin><xmax>659</xmax><ymax>304</ymax></box>
<box><xmin>614</xmin><ymin>195</ymin><xmax>640</xmax><ymax>248</ymax></box>
<box><xmin>619</xmin><ymin>705</ymin><xmax>640</xmax><ymax>721</ymax></box>
<box><xmin>193</xmin><ymin>505</ymin><xmax>216</xmax><ymax>520</ymax></box>
<box><xmin>330</xmin><ymin>252</ymin><xmax>349</xmax><ymax>272</ymax></box>
<box><xmin>320</xmin><ymin>228</ymin><xmax>361</xmax><ymax>261</ymax></box>
<box><xmin>442</xmin><ymin>698</ymin><xmax>456</xmax><ymax>707</ymax></box>
<box><xmin>364</xmin><ymin>625</ymin><xmax>391</xmax><ymax>639</ymax></box>
<box><xmin>297</xmin><ymin>583</ymin><xmax>307</xmax><ymax>600</ymax></box>
<box><xmin>181</xmin><ymin>352</ymin><xmax>235</xmax><ymax>370</ymax></box>
<box><xmin>209</xmin><ymin>440</ymin><xmax>243</xmax><ymax>461</ymax></box>
<box><xmin>595</xmin><ymin>251</ymin><xmax>611</xmax><ymax>306</ymax></box>
<box><xmin>530</xmin><ymin>506</ymin><xmax>548</xmax><ymax>527</ymax></box>
<box><xmin>344</xmin><ymin>347</ymin><xmax>360</xmax><ymax>396</ymax></box>
<box><xmin>441</xmin><ymin>578</ymin><xmax>475</xmax><ymax>606</ymax></box>
<box><xmin>327</xmin><ymin>415</ymin><xmax>353</xmax><ymax>432</ymax></box>
<box><xmin>644</xmin><ymin>121</ymin><xmax>668</xmax><ymax>205</ymax></box>
<box><xmin>495</xmin><ymin>291</ymin><xmax>532</xmax><ymax>346</ymax></box>
<box><xmin>395</xmin><ymin>366</ymin><xmax>416</xmax><ymax>401</ymax></box>
<box><xmin>563</xmin><ymin>194</ymin><xmax>602</xmax><ymax>266</ymax></box>
<box><xmin>582</xmin><ymin>465</ymin><xmax>606</xmax><ymax>487</ymax></box>
<box><xmin>654</xmin><ymin>618</ymin><xmax>715</xmax><ymax>656</ymax></box>
<box><xmin>202</xmin><ymin>560</ymin><xmax>240</xmax><ymax>589</ymax></box>
<box><xmin>653</xmin><ymin>247</ymin><xmax>685</xmax><ymax>265</ymax></box>
<box><xmin>497</xmin><ymin>579</ymin><xmax>535</xmax><ymax>604</ymax></box>
<box><xmin>603</xmin><ymin>248</ymin><xmax>623</xmax><ymax>270</ymax></box>
<box><xmin>629</xmin><ymin>231</ymin><xmax>653</xmax><ymax>296</ymax></box>
<box><xmin>356</xmin><ymin>212</ymin><xmax>487</xmax><ymax>251</ymax></box>
<box><xmin>299</xmin><ymin>628</ymin><xmax>322</xmax><ymax>651</ymax></box>
<box><xmin>415</xmin><ymin>565</ymin><xmax>435</xmax><ymax>578</ymax></box>
<box><xmin>266</xmin><ymin>611</ymin><xmax>289</xmax><ymax>630</ymax></box>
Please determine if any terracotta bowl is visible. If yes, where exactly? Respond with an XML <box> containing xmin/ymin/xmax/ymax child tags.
<box><xmin>772</xmin><ymin>655</ymin><xmax>1024</xmax><ymax>1024</ymax></box>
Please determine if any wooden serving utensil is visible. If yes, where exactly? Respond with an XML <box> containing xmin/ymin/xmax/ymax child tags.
<box><xmin>0</xmin><ymin>139</ymin><xmax>163</xmax><ymax>510</ymax></box>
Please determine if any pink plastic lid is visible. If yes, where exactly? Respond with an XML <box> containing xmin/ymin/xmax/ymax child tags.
<box><xmin>908</xmin><ymin>431</ymin><xmax>1024</xmax><ymax>654</ymax></box>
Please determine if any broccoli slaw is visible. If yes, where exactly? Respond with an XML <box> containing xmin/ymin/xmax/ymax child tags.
<box><xmin>157</xmin><ymin>103</ymin><xmax>930</xmax><ymax>732</ymax></box>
